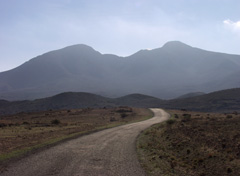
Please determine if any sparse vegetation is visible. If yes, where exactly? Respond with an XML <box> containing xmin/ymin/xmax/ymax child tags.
<box><xmin>137</xmin><ymin>110</ymin><xmax>240</xmax><ymax>176</ymax></box>
<box><xmin>0</xmin><ymin>107</ymin><xmax>153</xmax><ymax>166</ymax></box>
<box><xmin>51</xmin><ymin>119</ymin><xmax>61</xmax><ymax>125</ymax></box>
<box><xmin>120</xmin><ymin>113</ymin><xmax>128</xmax><ymax>118</ymax></box>
<box><xmin>174</xmin><ymin>114</ymin><xmax>179</xmax><ymax>118</ymax></box>
<box><xmin>166</xmin><ymin>119</ymin><xmax>175</xmax><ymax>125</ymax></box>
<box><xmin>116</xmin><ymin>107</ymin><xmax>133</xmax><ymax>113</ymax></box>
<box><xmin>110</xmin><ymin>116</ymin><xmax>116</xmax><ymax>122</ymax></box>
<box><xmin>182</xmin><ymin>113</ymin><xmax>191</xmax><ymax>122</ymax></box>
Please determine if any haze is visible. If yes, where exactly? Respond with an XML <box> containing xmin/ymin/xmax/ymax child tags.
<box><xmin>0</xmin><ymin>0</ymin><xmax>240</xmax><ymax>72</ymax></box>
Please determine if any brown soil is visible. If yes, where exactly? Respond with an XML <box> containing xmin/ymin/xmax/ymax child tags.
<box><xmin>0</xmin><ymin>107</ymin><xmax>152</xmax><ymax>159</ymax></box>
<box><xmin>137</xmin><ymin>110</ymin><xmax>240</xmax><ymax>176</ymax></box>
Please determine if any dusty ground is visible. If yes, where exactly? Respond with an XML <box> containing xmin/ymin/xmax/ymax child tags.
<box><xmin>1</xmin><ymin>109</ymin><xmax>168</xmax><ymax>176</ymax></box>
<box><xmin>0</xmin><ymin>107</ymin><xmax>152</xmax><ymax>162</ymax></box>
<box><xmin>137</xmin><ymin>110</ymin><xmax>240</xmax><ymax>176</ymax></box>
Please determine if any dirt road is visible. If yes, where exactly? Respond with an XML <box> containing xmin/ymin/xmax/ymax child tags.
<box><xmin>1</xmin><ymin>108</ymin><xmax>169</xmax><ymax>176</ymax></box>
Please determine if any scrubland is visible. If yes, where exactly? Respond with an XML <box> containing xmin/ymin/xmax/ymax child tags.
<box><xmin>0</xmin><ymin>107</ymin><xmax>152</xmax><ymax>164</ymax></box>
<box><xmin>137</xmin><ymin>109</ymin><xmax>240</xmax><ymax>176</ymax></box>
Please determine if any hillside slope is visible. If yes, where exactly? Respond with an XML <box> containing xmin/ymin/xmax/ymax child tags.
<box><xmin>177</xmin><ymin>92</ymin><xmax>206</xmax><ymax>99</ymax></box>
<box><xmin>162</xmin><ymin>88</ymin><xmax>240</xmax><ymax>112</ymax></box>
<box><xmin>0</xmin><ymin>41</ymin><xmax>240</xmax><ymax>100</ymax></box>
<box><xmin>0</xmin><ymin>88</ymin><xmax>240</xmax><ymax>115</ymax></box>
<box><xmin>0</xmin><ymin>92</ymin><xmax>163</xmax><ymax>115</ymax></box>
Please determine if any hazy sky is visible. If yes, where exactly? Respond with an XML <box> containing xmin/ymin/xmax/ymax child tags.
<box><xmin>0</xmin><ymin>0</ymin><xmax>240</xmax><ymax>72</ymax></box>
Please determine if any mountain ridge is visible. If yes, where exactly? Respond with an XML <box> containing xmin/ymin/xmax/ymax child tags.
<box><xmin>0</xmin><ymin>41</ymin><xmax>240</xmax><ymax>100</ymax></box>
<box><xmin>162</xmin><ymin>88</ymin><xmax>240</xmax><ymax>112</ymax></box>
<box><xmin>0</xmin><ymin>88</ymin><xmax>240</xmax><ymax>115</ymax></box>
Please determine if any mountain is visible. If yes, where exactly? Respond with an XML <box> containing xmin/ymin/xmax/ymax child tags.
<box><xmin>113</xmin><ymin>93</ymin><xmax>163</xmax><ymax>107</ymax></box>
<box><xmin>161</xmin><ymin>88</ymin><xmax>240</xmax><ymax>112</ymax></box>
<box><xmin>0</xmin><ymin>92</ymin><xmax>163</xmax><ymax>115</ymax></box>
<box><xmin>177</xmin><ymin>92</ymin><xmax>206</xmax><ymax>99</ymax></box>
<box><xmin>0</xmin><ymin>92</ymin><xmax>114</xmax><ymax>115</ymax></box>
<box><xmin>0</xmin><ymin>41</ymin><xmax>240</xmax><ymax>100</ymax></box>
<box><xmin>0</xmin><ymin>88</ymin><xmax>240</xmax><ymax>115</ymax></box>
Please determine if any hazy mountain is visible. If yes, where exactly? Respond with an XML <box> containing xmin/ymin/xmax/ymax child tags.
<box><xmin>113</xmin><ymin>93</ymin><xmax>163</xmax><ymax>107</ymax></box>
<box><xmin>0</xmin><ymin>88</ymin><xmax>239</xmax><ymax>115</ymax></box>
<box><xmin>0</xmin><ymin>92</ymin><xmax>163</xmax><ymax>115</ymax></box>
<box><xmin>0</xmin><ymin>41</ymin><xmax>240</xmax><ymax>100</ymax></box>
<box><xmin>162</xmin><ymin>88</ymin><xmax>240</xmax><ymax>112</ymax></box>
<box><xmin>177</xmin><ymin>92</ymin><xmax>206</xmax><ymax>99</ymax></box>
<box><xmin>0</xmin><ymin>92</ymin><xmax>113</xmax><ymax>115</ymax></box>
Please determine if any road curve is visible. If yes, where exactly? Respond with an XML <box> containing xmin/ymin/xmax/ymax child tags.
<box><xmin>2</xmin><ymin>108</ymin><xmax>169</xmax><ymax>176</ymax></box>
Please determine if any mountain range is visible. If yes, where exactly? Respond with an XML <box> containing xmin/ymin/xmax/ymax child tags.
<box><xmin>0</xmin><ymin>41</ymin><xmax>240</xmax><ymax>100</ymax></box>
<box><xmin>0</xmin><ymin>88</ymin><xmax>239</xmax><ymax>115</ymax></box>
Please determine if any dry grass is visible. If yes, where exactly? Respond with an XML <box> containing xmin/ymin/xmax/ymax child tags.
<box><xmin>137</xmin><ymin>109</ymin><xmax>240</xmax><ymax>176</ymax></box>
<box><xmin>0</xmin><ymin>107</ymin><xmax>152</xmax><ymax>163</ymax></box>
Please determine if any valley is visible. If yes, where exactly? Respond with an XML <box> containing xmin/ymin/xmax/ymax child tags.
<box><xmin>0</xmin><ymin>42</ymin><xmax>239</xmax><ymax>175</ymax></box>
<box><xmin>1</xmin><ymin>0</ymin><xmax>240</xmax><ymax>175</ymax></box>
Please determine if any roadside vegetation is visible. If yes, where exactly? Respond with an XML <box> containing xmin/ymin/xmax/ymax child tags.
<box><xmin>137</xmin><ymin>109</ymin><xmax>240</xmax><ymax>176</ymax></box>
<box><xmin>0</xmin><ymin>107</ymin><xmax>153</xmax><ymax>167</ymax></box>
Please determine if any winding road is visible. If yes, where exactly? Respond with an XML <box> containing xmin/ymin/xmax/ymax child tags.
<box><xmin>2</xmin><ymin>108</ymin><xmax>169</xmax><ymax>176</ymax></box>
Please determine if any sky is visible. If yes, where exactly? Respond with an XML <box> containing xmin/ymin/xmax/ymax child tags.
<box><xmin>0</xmin><ymin>0</ymin><xmax>240</xmax><ymax>72</ymax></box>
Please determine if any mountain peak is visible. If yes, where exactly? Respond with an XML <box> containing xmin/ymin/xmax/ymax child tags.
<box><xmin>162</xmin><ymin>41</ymin><xmax>192</xmax><ymax>49</ymax></box>
<box><xmin>62</xmin><ymin>44</ymin><xmax>98</xmax><ymax>53</ymax></box>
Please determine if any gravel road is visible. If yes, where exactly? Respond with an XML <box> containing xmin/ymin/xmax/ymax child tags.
<box><xmin>1</xmin><ymin>108</ymin><xmax>169</xmax><ymax>176</ymax></box>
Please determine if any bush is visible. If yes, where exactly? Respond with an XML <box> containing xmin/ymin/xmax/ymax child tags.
<box><xmin>116</xmin><ymin>108</ymin><xmax>132</xmax><ymax>113</ymax></box>
<box><xmin>51</xmin><ymin>119</ymin><xmax>61</xmax><ymax>125</ymax></box>
<box><xmin>174</xmin><ymin>114</ymin><xmax>179</xmax><ymax>118</ymax></box>
<box><xmin>233</xmin><ymin>111</ymin><xmax>238</xmax><ymax>115</ymax></box>
<box><xmin>227</xmin><ymin>168</ymin><xmax>232</xmax><ymax>173</ymax></box>
<box><xmin>181</xmin><ymin>109</ymin><xmax>187</xmax><ymax>111</ymax></box>
<box><xmin>23</xmin><ymin>121</ymin><xmax>30</xmax><ymax>125</ymax></box>
<box><xmin>110</xmin><ymin>117</ymin><xmax>116</xmax><ymax>122</ymax></box>
<box><xmin>120</xmin><ymin>113</ymin><xmax>128</xmax><ymax>118</ymax></box>
<box><xmin>182</xmin><ymin>114</ymin><xmax>191</xmax><ymax>122</ymax></box>
<box><xmin>166</xmin><ymin>119</ymin><xmax>175</xmax><ymax>125</ymax></box>
<box><xmin>0</xmin><ymin>123</ymin><xmax>6</xmax><ymax>128</ymax></box>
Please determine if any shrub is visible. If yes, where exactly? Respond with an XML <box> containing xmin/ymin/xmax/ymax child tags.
<box><xmin>120</xmin><ymin>113</ymin><xmax>128</xmax><ymax>118</ymax></box>
<box><xmin>166</xmin><ymin>119</ymin><xmax>175</xmax><ymax>125</ymax></box>
<box><xmin>174</xmin><ymin>114</ymin><xmax>179</xmax><ymax>118</ymax></box>
<box><xmin>110</xmin><ymin>117</ymin><xmax>116</xmax><ymax>122</ymax></box>
<box><xmin>23</xmin><ymin>121</ymin><xmax>30</xmax><ymax>125</ymax></box>
<box><xmin>0</xmin><ymin>123</ymin><xmax>6</xmax><ymax>128</ymax></box>
<box><xmin>182</xmin><ymin>114</ymin><xmax>191</xmax><ymax>122</ymax></box>
<box><xmin>116</xmin><ymin>108</ymin><xmax>132</xmax><ymax>113</ymax></box>
<box><xmin>181</xmin><ymin>109</ymin><xmax>187</xmax><ymax>111</ymax></box>
<box><xmin>233</xmin><ymin>111</ymin><xmax>238</xmax><ymax>115</ymax></box>
<box><xmin>51</xmin><ymin>119</ymin><xmax>61</xmax><ymax>125</ymax></box>
<box><xmin>227</xmin><ymin>168</ymin><xmax>232</xmax><ymax>173</ymax></box>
